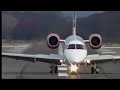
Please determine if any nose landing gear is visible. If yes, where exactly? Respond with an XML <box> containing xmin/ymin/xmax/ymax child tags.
<box><xmin>91</xmin><ymin>63</ymin><xmax>99</xmax><ymax>74</ymax></box>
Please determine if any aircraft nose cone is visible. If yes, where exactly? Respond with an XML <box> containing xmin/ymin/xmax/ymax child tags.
<box><xmin>65</xmin><ymin>50</ymin><xmax>87</xmax><ymax>63</ymax></box>
<box><xmin>72</xmin><ymin>53</ymin><xmax>83</xmax><ymax>63</ymax></box>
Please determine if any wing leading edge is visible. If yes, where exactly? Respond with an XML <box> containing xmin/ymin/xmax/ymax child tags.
<box><xmin>86</xmin><ymin>54</ymin><xmax>120</xmax><ymax>64</ymax></box>
<box><xmin>2</xmin><ymin>53</ymin><xmax>65</xmax><ymax>64</ymax></box>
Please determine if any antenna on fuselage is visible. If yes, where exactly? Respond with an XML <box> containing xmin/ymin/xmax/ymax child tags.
<box><xmin>72</xmin><ymin>11</ymin><xmax>77</xmax><ymax>36</ymax></box>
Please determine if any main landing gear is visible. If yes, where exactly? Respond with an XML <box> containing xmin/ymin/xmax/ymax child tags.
<box><xmin>49</xmin><ymin>63</ymin><xmax>58</xmax><ymax>73</ymax></box>
<box><xmin>91</xmin><ymin>63</ymin><xmax>99</xmax><ymax>74</ymax></box>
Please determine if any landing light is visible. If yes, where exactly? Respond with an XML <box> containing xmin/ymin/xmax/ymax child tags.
<box><xmin>70</xmin><ymin>64</ymin><xmax>78</xmax><ymax>73</ymax></box>
<box><xmin>60</xmin><ymin>60</ymin><xmax>63</xmax><ymax>63</ymax></box>
<box><xmin>86</xmin><ymin>60</ymin><xmax>90</xmax><ymax>64</ymax></box>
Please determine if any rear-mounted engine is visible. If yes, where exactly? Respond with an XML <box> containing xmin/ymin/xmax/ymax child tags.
<box><xmin>89</xmin><ymin>34</ymin><xmax>102</xmax><ymax>49</ymax></box>
<box><xmin>47</xmin><ymin>33</ymin><xmax>60</xmax><ymax>49</ymax></box>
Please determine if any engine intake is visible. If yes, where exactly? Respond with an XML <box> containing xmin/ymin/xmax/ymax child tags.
<box><xmin>47</xmin><ymin>33</ymin><xmax>60</xmax><ymax>49</ymax></box>
<box><xmin>89</xmin><ymin>34</ymin><xmax>102</xmax><ymax>49</ymax></box>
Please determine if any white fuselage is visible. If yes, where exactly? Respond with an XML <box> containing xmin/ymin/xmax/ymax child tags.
<box><xmin>64</xmin><ymin>35</ymin><xmax>87</xmax><ymax>64</ymax></box>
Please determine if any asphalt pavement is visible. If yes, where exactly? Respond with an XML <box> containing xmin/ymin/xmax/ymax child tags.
<box><xmin>2</xmin><ymin>41</ymin><xmax>120</xmax><ymax>79</ymax></box>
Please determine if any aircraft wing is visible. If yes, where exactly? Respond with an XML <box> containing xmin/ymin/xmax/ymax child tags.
<box><xmin>2</xmin><ymin>53</ymin><xmax>65</xmax><ymax>64</ymax></box>
<box><xmin>86</xmin><ymin>54</ymin><xmax>120</xmax><ymax>64</ymax></box>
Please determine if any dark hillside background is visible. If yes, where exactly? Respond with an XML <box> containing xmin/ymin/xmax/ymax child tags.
<box><xmin>2</xmin><ymin>11</ymin><xmax>120</xmax><ymax>43</ymax></box>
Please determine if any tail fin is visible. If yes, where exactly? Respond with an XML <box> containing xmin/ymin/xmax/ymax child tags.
<box><xmin>72</xmin><ymin>11</ymin><xmax>76</xmax><ymax>35</ymax></box>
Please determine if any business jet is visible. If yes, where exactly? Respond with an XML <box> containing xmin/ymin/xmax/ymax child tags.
<box><xmin>2</xmin><ymin>11</ymin><xmax>120</xmax><ymax>74</ymax></box>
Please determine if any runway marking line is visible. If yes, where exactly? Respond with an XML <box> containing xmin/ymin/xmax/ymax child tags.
<box><xmin>58</xmin><ymin>73</ymin><xmax>68</xmax><ymax>76</ymax></box>
<box><xmin>102</xmin><ymin>47</ymin><xmax>120</xmax><ymax>49</ymax></box>
<box><xmin>102</xmin><ymin>52</ymin><xmax>116</xmax><ymax>54</ymax></box>
<box><xmin>58</xmin><ymin>67</ymin><xmax>67</xmax><ymax>71</ymax></box>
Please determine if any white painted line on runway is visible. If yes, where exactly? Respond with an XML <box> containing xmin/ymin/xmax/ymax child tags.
<box><xmin>2</xmin><ymin>46</ymin><xmax>28</xmax><ymax>47</ymax></box>
<box><xmin>102</xmin><ymin>49</ymin><xmax>112</xmax><ymax>52</ymax></box>
<box><xmin>58</xmin><ymin>73</ymin><xmax>68</xmax><ymax>76</ymax></box>
<box><xmin>102</xmin><ymin>52</ymin><xmax>116</xmax><ymax>53</ymax></box>
<box><xmin>102</xmin><ymin>47</ymin><xmax>120</xmax><ymax>49</ymax></box>
<box><xmin>58</xmin><ymin>67</ymin><xmax>67</xmax><ymax>71</ymax></box>
<box><xmin>6</xmin><ymin>50</ymin><xmax>23</xmax><ymax>51</ymax></box>
<box><xmin>58</xmin><ymin>64</ymin><xmax>67</xmax><ymax>66</ymax></box>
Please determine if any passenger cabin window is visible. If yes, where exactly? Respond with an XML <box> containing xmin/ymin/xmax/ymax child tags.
<box><xmin>67</xmin><ymin>44</ymin><xmax>84</xmax><ymax>49</ymax></box>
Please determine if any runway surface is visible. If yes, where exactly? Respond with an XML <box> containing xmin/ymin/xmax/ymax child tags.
<box><xmin>2</xmin><ymin>41</ymin><xmax>120</xmax><ymax>79</ymax></box>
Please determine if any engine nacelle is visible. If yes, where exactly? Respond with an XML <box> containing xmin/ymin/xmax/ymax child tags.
<box><xmin>89</xmin><ymin>34</ymin><xmax>102</xmax><ymax>49</ymax></box>
<box><xmin>47</xmin><ymin>33</ymin><xmax>60</xmax><ymax>49</ymax></box>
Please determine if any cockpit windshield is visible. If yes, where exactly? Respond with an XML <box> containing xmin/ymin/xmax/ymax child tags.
<box><xmin>67</xmin><ymin>44</ymin><xmax>75</xmax><ymax>49</ymax></box>
<box><xmin>76</xmin><ymin>44</ymin><xmax>84</xmax><ymax>49</ymax></box>
<box><xmin>67</xmin><ymin>44</ymin><xmax>85</xmax><ymax>49</ymax></box>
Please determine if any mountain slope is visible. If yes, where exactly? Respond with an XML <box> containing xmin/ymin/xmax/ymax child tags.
<box><xmin>2</xmin><ymin>11</ymin><xmax>120</xmax><ymax>42</ymax></box>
